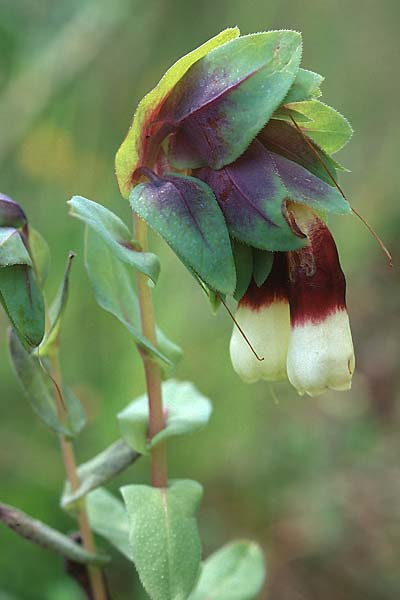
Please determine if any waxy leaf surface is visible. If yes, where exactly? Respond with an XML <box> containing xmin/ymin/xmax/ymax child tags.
<box><xmin>85</xmin><ymin>230</ymin><xmax>182</xmax><ymax>369</ymax></box>
<box><xmin>164</xmin><ymin>30</ymin><xmax>302</xmax><ymax>170</ymax></box>
<box><xmin>282</xmin><ymin>99</ymin><xmax>353</xmax><ymax>154</ymax></box>
<box><xmin>0</xmin><ymin>265</ymin><xmax>45</xmax><ymax>349</ymax></box>
<box><xmin>118</xmin><ymin>379</ymin><xmax>212</xmax><ymax>454</ymax></box>
<box><xmin>121</xmin><ymin>480</ymin><xmax>203</xmax><ymax>600</ymax></box>
<box><xmin>188</xmin><ymin>541</ymin><xmax>265</xmax><ymax>600</ymax></box>
<box><xmin>38</xmin><ymin>252</ymin><xmax>75</xmax><ymax>357</ymax></box>
<box><xmin>197</xmin><ymin>139</ymin><xmax>350</xmax><ymax>252</ymax></box>
<box><xmin>116</xmin><ymin>27</ymin><xmax>240</xmax><ymax>197</ymax></box>
<box><xmin>69</xmin><ymin>195</ymin><xmax>160</xmax><ymax>283</ymax></box>
<box><xmin>129</xmin><ymin>172</ymin><xmax>236</xmax><ymax>294</ymax></box>
<box><xmin>9</xmin><ymin>329</ymin><xmax>85</xmax><ymax>436</ymax></box>
<box><xmin>0</xmin><ymin>228</ymin><xmax>32</xmax><ymax>267</ymax></box>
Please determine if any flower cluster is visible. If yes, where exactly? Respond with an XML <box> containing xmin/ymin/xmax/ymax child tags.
<box><xmin>115</xmin><ymin>28</ymin><xmax>355</xmax><ymax>396</ymax></box>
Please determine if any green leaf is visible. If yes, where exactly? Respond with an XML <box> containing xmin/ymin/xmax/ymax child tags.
<box><xmin>84</xmin><ymin>229</ymin><xmax>182</xmax><ymax>370</ymax></box>
<box><xmin>0</xmin><ymin>502</ymin><xmax>109</xmax><ymax>566</ymax></box>
<box><xmin>283</xmin><ymin>99</ymin><xmax>353</xmax><ymax>154</ymax></box>
<box><xmin>284</xmin><ymin>68</ymin><xmax>324</xmax><ymax>104</ymax></box>
<box><xmin>129</xmin><ymin>172</ymin><xmax>236</xmax><ymax>294</ymax></box>
<box><xmin>252</xmin><ymin>249</ymin><xmax>273</xmax><ymax>287</ymax></box>
<box><xmin>38</xmin><ymin>252</ymin><xmax>75</xmax><ymax>357</ymax></box>
<box><xmin>121</xmin><ymin>480</ymin><xmax>203</xmax><ymax>600</ymax></box>
<box><xmin>68</xmin><ymin>195</ymin><xmax>160</xmax><ymax>283</ymax></box>
<box><xmin>86</xmin><ymin>488</ymin><xmax>131</xmax><ymax>560</ymax></box>
<box><xmin>0</xmin><ymin>227</ymin><xmax>32</xmax><ymax>267</ymax></box>
<box><xmin>29</xmin><ymin>227</ymin><xmax>51</xmax><ymax>286</ymax></box>
<box><xmin>118</xmin><ymin>379</ymin><xmax>212</xmax><ymax>455</ymax></box>
<box><xmin>9</xmin><ymin>329</ymin><xmax>85</xmax><ymax>437</ymax></box>
<box><xmin>164</xmin><ymin>30</ymin><xmax>302</xmax><ymax>171</ymax></box>
<box><xmin>232</xmin><ymin>242</ymin><xmax>253</xmax><ymax>301</ymax></box>
<box><xmin>188</xmin><ymin>541</ymin><xmax>266</xmax><ymax>600</ymax></box>
<box><xmin>0</xmin><ymin>265</ymin><xmax>45</xmax><ymax>349</ymax></box>
<box><xmin>62</xmin><ymin>439</ymin><xmax>139</xmax><ymax>510</ymax></box>
<box><xmin>115</xmin><ymin>27</ymin><xmax>240</xmax><ymax>198</ymax></box>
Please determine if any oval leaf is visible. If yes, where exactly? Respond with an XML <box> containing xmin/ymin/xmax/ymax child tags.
<box><xmin>115</xmin><ymin>27</ymin><xmax>240</xmax><ymax>197</ymax></box>
<box><xmin>197</xmin><ymin>139</ymin><xmax>350</xmax><ymax>252</ymax></box>
<box><xmin>282</xmin><ymin>99</ymin><xmax>353</xmax><ymax>154</ymax></box>
<box><xmin>69</xmin><ymin>196</ymin><xmax>160</xmax><ymax>283</ymax></box>
<box><xmin>9</xmin><ymin>329</ymin><xmax>85</xmax><ymax>437</ymax></box>
<box><xmin>188</xmin><ymin>541</ymin><xmax>266</xmax><ymax>600</ymax></box>
<box><xmin>121</xmin><ymin>480</ymin><xmax>203</xmax><ymax>600</ymax></box>
<box><xmin>118</xmin><ymin>379</ymin><xmax>212</xmax><ymax>454</ymax></box>
<box><xmin>86</xmin><ymin>488</ymin><xmax>131</xmax><ymax>560</ymax></box>
<box><xmin>0</xmin><ymin>228</ymin><xmax>32</xmax><ymax>267</ymax></box>
<box><xmin>129</xmin><ymin>172</ymin><xmax>236</xmax><ymax>294</ymax></box>
<box><xmin>0</xmin><ymin>265</ymin><xmax>45</xmax><ymax>349</ymax></box>
<box><xmin>163</xmin><ymin>31</ymin><xmax>302</xmax><ymax>170</ymax></box>
<box><xmin>84</xmin><ymin>229</ymin><xmax>182</xmax><ymax>370</ymax></box>
<box><xmin>283</xmin><ymin>68</ymin><xmax>323</xmax><ymax>104</ymax></box>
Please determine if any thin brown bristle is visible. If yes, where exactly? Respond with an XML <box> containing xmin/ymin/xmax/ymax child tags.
<box><xmin>219</xmin><ymin>295</ymin><xmax>265</xmax><ymax>362</ymax></box>
<box><xmin>289</xmin><ymin>114</ymin><xmax>393</xmax><ymax>268</ymax></box>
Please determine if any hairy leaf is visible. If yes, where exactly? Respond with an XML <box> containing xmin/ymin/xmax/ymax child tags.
<box><xmin>121</xmin><ymin>480</ymin><xmax>202</xmax><ymax>600</ymax></box>
<box><xmin>130</xmin><ymin>171</ymin><xmax>236</xmax><ymax>294</ymax></box>
<box><xmin>163</xmin><ymin>31</ymin><xmax>302</xmax><ymax>170</ymax></box>
<box><xmin>115</xmin><ymin>27</ymin><xmax>240</xmax><ymax>197</ymax></box>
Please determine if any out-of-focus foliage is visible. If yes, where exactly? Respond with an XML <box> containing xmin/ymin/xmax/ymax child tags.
<box><xmin>0</xmin><ymin>1</ymin><xmax>399</xmax><ymax>599</ymax></box>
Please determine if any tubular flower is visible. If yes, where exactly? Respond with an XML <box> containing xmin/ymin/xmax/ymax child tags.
<box><xmin>116</xmin><ymin>28</ymin><xmax>357</xmax><ymax>396</ymax></box>
<box><xmin>286</xmin><ymin>205</ymin><xmax>355</xmax><ymax>396</ymax></box>
<box><xmin>230</xmin><ymin>253</ymin><xmax>290</xmax><ymax>383</ymax></box>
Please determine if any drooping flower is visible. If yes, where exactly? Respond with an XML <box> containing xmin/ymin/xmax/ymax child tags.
<box><xmin>115</xmin><ymin>28</ymin><xmax>356</xmax><ymax>396</ymax></box>
<box><xmin>285</xmin><ymin>204</ymin><xmax>355</xmax><ymax>396</ymax></box>
<box><xmin>230</xmin><ymin>252</ymin><xmax>290</xmax><ymax>383</ymax></box>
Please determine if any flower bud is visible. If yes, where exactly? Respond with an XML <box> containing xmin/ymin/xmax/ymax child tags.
<box><xmin>230</xmin><ymin>253</ymin><xmax>290</xmax><ymax>382</ymax></box>
<box><xmin>0</xmin><ymin>193</ymin><xmax>27</xmax><ymax>229</ymax></box>
<box><xmin>286</xmin><ymin>205</ymin><xmax>355</xmax><ymax>396</ymax></box>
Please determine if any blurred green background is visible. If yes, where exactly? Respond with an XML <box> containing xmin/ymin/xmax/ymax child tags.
<box><xmin>0</xmin><ymin>1</ymin><xmax>399</xmax><ymax>598</ymax></box>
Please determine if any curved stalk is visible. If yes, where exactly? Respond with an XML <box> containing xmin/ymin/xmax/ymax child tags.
<box><xmin>134</xmin><ymin>214</ymin><xmax>168</xmax><ymax>488</ymax></box>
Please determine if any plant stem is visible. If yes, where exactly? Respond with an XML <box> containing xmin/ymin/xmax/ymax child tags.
<box><xmin>134</xmin><ymin>214</ymin><xmax>168</xmax><ymax>488</ymax></box>
<box><xmin>51</xmin><ymin>351</ymin><xmax>108</xmax><ymax>600</ymax></box>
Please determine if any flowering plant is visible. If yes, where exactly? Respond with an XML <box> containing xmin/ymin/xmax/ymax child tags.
<box><xmin>1</xmin><ymin>27</ymin><xmax>375</xmax><ymax>600</ymax></box>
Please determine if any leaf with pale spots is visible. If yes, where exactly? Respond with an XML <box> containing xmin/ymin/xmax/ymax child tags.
<box><xmin>163</xmin><ymin>31</ymin><xmax>302</xmax><ymax>171</ymax></box>
<box><xmin>121</xmin><ymin>480</ymin><xmax>203</xmax><ymax>600</ymax></box>
<box><xmin>129</xmin><ymin>172</ymin><xmax>236</xmax><ymax>294</ymax></box>
<box><xmin>118</xmin><ymin>379</ymin><xmax>212</xmax><ymax>455</ymax></box>
<box><xmin>86</xmin><ymin>488</ymin><xmax>131</xmax><ymax>560</ymax></box>
<box><xmin>188</xmin><ymin>541</ymin><xmax>266</xmax><ymax>600</ymax></box>
<box><xmin>115</xmin><ymin>27</ymin><xmax>240</xmax><ymax>197</ymax></box>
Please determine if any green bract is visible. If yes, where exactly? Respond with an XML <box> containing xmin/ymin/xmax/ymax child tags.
<box><xmin>115</xmin><ymin>28</ymin><xmax>354</xmax><ymax>299</ymax></box>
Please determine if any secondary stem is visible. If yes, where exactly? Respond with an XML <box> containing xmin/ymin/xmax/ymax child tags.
<box><xmin>51</xmin><ymin>351</ymin><xmax>108</xmax><ymax>600</ymax></box>
<box><xmin>134</xmin><ymin>214</ymin><xmax>168</xmax><ymax>488</ymax></box>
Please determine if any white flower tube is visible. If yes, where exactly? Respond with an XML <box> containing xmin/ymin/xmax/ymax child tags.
<box><xmin>230</xmin><ymin>253</ymin><xmax>290</xmax><ymax>383</ymax></box>
<box><xmin>286</xmin><ymin>206</ymin><xmax>355</xmax><ymax>397</ymax></box>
